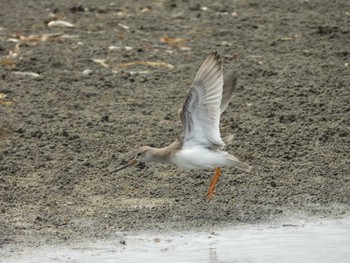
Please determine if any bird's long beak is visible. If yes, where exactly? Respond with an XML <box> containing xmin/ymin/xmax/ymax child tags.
<box><xmin>113</xmin><ymin>159</ymin><xmax>137</xmax><ymax>172</ymax></box>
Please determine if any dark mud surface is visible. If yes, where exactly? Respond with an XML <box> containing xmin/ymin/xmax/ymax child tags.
<box><xmin>0</xmin><ymin>0</ymin><xmax>349</xmax><ymax>248</ymax></box>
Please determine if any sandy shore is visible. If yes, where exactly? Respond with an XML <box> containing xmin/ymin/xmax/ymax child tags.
<box><xmin>0</xmin><ymin>0</ymin><xmax>349</xmax><ymax>247</ymax></box>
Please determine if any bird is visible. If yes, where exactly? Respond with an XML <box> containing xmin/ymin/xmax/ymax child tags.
<box><xmin>115</xmin><ymin>52</ymin><xmax>252</xmax><ymax>200</ymax></box>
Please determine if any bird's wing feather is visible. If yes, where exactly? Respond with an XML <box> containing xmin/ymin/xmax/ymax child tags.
<box><xmin>180</xmin><ymin>52</ymin><xmax>224</xmax><ymax>148</ymax></box>
<box><xmin>220</xmin><ymin>72</ymin><xmax>237</xmax><ymax>114</ymax></box>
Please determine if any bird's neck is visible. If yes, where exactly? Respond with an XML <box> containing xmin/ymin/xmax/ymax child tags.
<box><xmin>149</xmin><ymin>141</ymin><xmax>180</xmax><ymax>163</ymax></box>
<box><xmin>149</xmin><ymin>147</ymin><xmax>170</xmax><ymax>163</ymax></box>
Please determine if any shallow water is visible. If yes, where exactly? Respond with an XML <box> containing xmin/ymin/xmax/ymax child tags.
<box><xmin>2</xmin><ymin>219</ymin><xmax>350</xmax><ymax>263</ymax></box>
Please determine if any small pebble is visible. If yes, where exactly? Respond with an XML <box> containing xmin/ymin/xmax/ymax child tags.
<box><xmin>108</xmin><ymin>45</ymin><xmax>121</xmax><ymax>51</ymax></box>
<box><xmin>82</xmin><ymin>69</ymin><xmax>93</xmax><ymax>76</ymax></box>
<box><xmin>220</xmin><ymin>41</ymin><xmax>231</xmax><ymax>46</ymax></box>
<box><xmin>48</xmin><ymin>20</ymin><xmax>75</xmax><ymax>28</ymax></box>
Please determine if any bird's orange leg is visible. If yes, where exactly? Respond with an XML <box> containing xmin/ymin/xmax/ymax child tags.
<box><xmin>206</xmin><ymin>167</ymin><xmax>222</xmax><ymax>200</ymax></box>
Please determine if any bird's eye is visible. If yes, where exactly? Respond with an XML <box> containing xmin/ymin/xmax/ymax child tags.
<box><xmin>137</xmin><ymin>152</ymin><xmax>142</xmax><ymax>157</ymax></box>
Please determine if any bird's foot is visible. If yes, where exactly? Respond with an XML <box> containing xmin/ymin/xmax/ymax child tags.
<box><xmin>206</xmin><ymin>188</ymin><xmax>215</xmax><ymax>201</ymax></box>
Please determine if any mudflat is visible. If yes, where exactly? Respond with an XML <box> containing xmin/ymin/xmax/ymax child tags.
<box><xmin>0</xmin><ymin>0</ymin><xmax>349</xmax><ymax>247</ymax></box>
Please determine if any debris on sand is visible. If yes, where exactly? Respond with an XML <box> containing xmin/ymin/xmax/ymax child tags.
<box><xmin>92</xmin><ymin>59</ymin><xmax>109</xmax><ymax>68</ymax></box>
<box><xmin>108</xmin><ymin>45</ymin><xmax>134</xmax><ymax>51</ymax></box>
<box><xmin>47</xmin><ymin>20</ymin><xmax>75</xmax><ymax>28</ymax></box>
<box><xmin>0</xmin><ymin>93</ymin><xmax>16</xmax><ymax>106</ymax></box>
<box><xmin>82</xmin><ymin>69</ymin><xmax>93</xmax><ymax>76</ymax></box>
<box><xmin>160</xmin><ymin>36</ymin><xmax>189</xmax><ymax>49</ymax></box>
<box><xmin>13</xmin><ymin>71</ymin><xmax>41</xmax><ymax>78</ymax></box>
<box><xmin>108</xmin><ymin>45</ymin><xmax>121</xmax><ymax>51</ymax></box>
<box><xmin>112</xmin><ymin>70</ymin><xmax>150</xmax><ymax>75</ymax></box>
<box><xmin>117</xmin><ymin>23</ymin><xmax>130</xmax><ymax>30</ymax></box>
<box><xmin>0</xmin><ymin>100</ymin><xmax>16</xmax><ymax>106</ymax></box>
<box><xmin>8</xmin><ymin>33</ymin><xmax>78</xmax><ymax>45</ymax></box>
<box><xmin>116</xmin><ymin>61</ymin><xmax>174</xmax><ymax>70</ymax></box>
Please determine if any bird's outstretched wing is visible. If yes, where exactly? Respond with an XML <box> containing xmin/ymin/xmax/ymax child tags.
<box><xmin>220</xmin><ymin>72</ymin><xmax>237</xmax><ymax>114</ymax></box>
<box><xmin>180</xmin><ymin>52</ymin><xmax>224</xmax><ymax>148</ymax></box>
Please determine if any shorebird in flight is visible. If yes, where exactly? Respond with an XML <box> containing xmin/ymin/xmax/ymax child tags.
<box><xmin>116</xmin><ymin>52</ymin><xmax>252</xmax><ymax>199</ymax></box>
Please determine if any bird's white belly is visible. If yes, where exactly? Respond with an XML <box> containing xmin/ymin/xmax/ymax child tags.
<box><xmin>171</xmin><ymin>146</ymin><xmax>228</xmax><ymax>170</ymax></box>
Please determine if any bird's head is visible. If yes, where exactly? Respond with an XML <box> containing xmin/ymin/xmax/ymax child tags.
<box><xmin>114</xmin><ymin>146</ymin><xmax>154</xmax><ymax>172</ymax></box>
<box><xmin>134</xmin><ymin>146</ymin><xmax>154</xmax><ymax>162</ymax></box>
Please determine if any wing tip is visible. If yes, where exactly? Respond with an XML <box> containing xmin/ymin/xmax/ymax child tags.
<box><xmin>194</xmin><ymin>51</ymin><xmax>222</xmax><ymax>82</ymax></box>
<box><xmin>209</xmin><ymin>51</ymin><xmax>222</xmax><ymax>68</ymax></box>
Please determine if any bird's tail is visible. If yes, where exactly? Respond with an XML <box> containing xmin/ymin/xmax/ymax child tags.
<box><xmin>227</xmin><ymin>155</ymin><xmax>252</xmax><ymax>172</ymax></box>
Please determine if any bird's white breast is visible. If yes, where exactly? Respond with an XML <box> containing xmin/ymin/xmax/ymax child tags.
<box><xmin>171</xmin><ymin>145</ymin><xmax>228</xmax><ymax>170</ymax></box>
